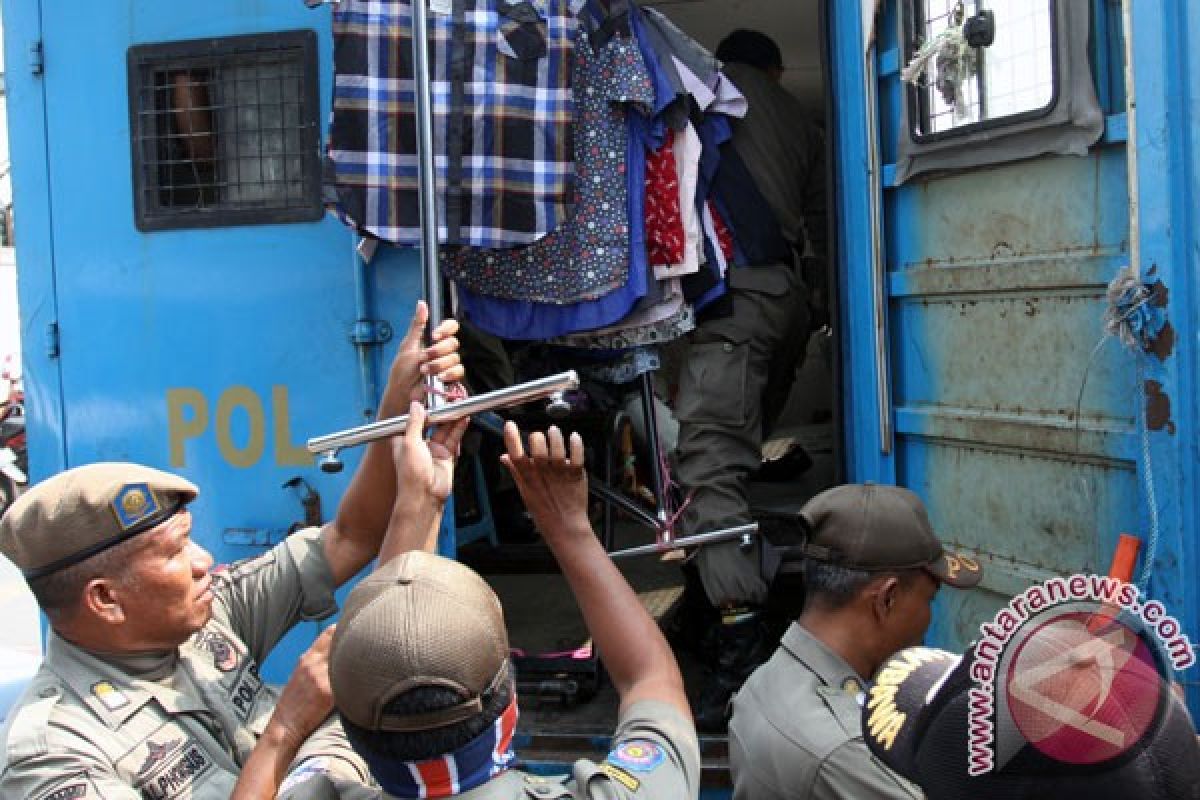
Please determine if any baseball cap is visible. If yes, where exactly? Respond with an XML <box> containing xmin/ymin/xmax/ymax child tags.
<box><xmin>862</xmin><ymin>618</ymin><xmax>1200</xmax><ymax>799</ymax></box>
<box><xmin>330</xmin><ymin>551</ymin><xmax>510</xmax><ymax>733</ymax></box>
<box><xmin>0</xmin><ymin>462</ymin><xmax>198</xmax><ymax>580</ymax></box>
<box><xmin>798</xmin><ymin>484</ymin><xmax>982</xmax><ymax>588</ymax></box>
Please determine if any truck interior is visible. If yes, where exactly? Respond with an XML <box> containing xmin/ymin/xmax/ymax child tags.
<box><xmin>449</xmin><ymin>0</ymin><xmax>838</xmax><ymax>784</ymax></box>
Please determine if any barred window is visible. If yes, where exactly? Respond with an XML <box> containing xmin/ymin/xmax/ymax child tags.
<box><xmin>905</xmin><ymin>0</ymin><xmax>1058</xmax><ymax>141</ymax></box>
<box><xmin>128</xmin><ymin>30</ymin><xmax>322</xmax><ymax>231</ymax></box>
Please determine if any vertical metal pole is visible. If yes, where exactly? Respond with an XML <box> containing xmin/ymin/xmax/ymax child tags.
<box><xmin>411</xmin><ymin>0</ymin><xmax>446</xmax><ymax>404</ymax></box>
<box><xmin>638</xmin><ymin>373</ymin><xmax>670</xmax><ymax>532</ymax></box>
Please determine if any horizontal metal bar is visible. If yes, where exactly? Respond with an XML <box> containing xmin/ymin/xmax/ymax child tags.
<box><xmin>307</xmin><ymin>371</ymin><xmax>580</xmax><ymax>454</ymax></box>
<box><xmin>608</xmin><ymin>523</ymin><xmax>759</xmax><ymax>560</ymax></box>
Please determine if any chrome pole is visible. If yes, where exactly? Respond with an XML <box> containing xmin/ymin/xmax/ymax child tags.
<box><xmin>412</xmin><ymin>0</ymin><xmax>442</xmax><ymax>330</ymax></box>
<box><xmin>308</xmin><ymin>371</ymin><xmax>580</xmax><ymax>456</ymax></box>
<box><xmin>411</xmin><ymin>0</ymin><xmax>448</xmax><ymax>412</ymax></box>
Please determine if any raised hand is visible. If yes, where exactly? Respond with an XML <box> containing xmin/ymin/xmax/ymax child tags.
<box><xmin>382</xmin><ymin>301</ymin><xmax>465</xmax><ymax>414</ymax></box>
<box><xmin>391</xmin><ymin>401</ymin><xmax>469</xmax><ymax>504</ymax></box>
<box><xmin>500</xmin><ymin>422</ymin><xmax>589</xmax><ymax>543</ymax></box>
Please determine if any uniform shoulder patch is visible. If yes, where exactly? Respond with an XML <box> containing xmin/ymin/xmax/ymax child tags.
<box><xmin>606</xmin><ymin>740</ymin><xmax>665</xmax><ymax>773</ymax></box>
<box><xmin>598</xmin><ymin>763</ymin><xmax>641</xmax><ymax>792</ymax></box>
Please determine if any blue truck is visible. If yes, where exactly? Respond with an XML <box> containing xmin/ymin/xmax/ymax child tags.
<box><xmin>3</xmin><ymin>0</ymin><xmax>1197</xmax><ymax>791</ymax></box>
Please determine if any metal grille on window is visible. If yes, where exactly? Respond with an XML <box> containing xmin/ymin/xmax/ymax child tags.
<box><xmin>906</xmin><ymin>0</ymin><xmax>1057</xmax><ymax>140</ymax></box>
<box><xmin>128</xmin><ymin>31</ymin><xmax>322</xmax><ymax>231</ymax></box>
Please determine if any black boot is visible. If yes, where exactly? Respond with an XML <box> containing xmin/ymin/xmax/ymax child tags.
<box><xmin>694</xmin><ymin>608</ymin><xmax>776</xmax><ymax>733</ymax></box>
<box><xmin>663</xmin><ymin>566</ymin><xmax>719</xmax><ymax>664</ymax></box>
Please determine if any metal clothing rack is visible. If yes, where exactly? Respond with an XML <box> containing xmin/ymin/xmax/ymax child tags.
<box><xmin>400</xmin><ymin>0</ymin><xmax>756</xmax><ymax>557</ymax></box>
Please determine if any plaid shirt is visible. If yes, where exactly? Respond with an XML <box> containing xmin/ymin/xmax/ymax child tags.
<box><xmin>328</xmin><ymin>0</ymin><xmax>584</xmax><ymax>248</ymax></box>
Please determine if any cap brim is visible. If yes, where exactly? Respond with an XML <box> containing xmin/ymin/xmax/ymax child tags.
<box><xmin>926</xmin><ymin>550</ymin><xmax>983</xmax><ymax>589</ymax></box>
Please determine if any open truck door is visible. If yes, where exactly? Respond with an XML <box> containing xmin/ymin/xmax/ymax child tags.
<box><xmin>830</xmin><ymin>0</ymin><xmax>1199</xmax><ymax>710</ymax></box>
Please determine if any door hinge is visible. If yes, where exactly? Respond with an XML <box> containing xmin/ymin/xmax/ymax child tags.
<box><xmin>349</xmin><ymin>319</ymin><xmax>393</xmax><ymax>346</ymax></box>
<box><xmin>45</xmin><ymin>322</ymin><xmax>59</xmax><ymax>358</ymax></box>
<box><xmin>29</xmin><ymin>41</ymin><xmax>44</xmax><ymax>76</ymax></box>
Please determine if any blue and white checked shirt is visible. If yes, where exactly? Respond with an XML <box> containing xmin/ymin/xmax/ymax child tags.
<box><xmin>327</xmin><ymin>0</ymin><xmax>585</xmax><ymax>249</ymax></box>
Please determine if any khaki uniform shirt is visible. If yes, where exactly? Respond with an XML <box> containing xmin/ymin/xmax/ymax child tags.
<box><xmin>288</xmin><ymin>700</ymin><xmax>700</xmax><ymax>800</ymax></box>
<box><xmin>0</xmin><ymin>527</ymin><xmax>358</xmax><ymax>800</ymax></box>
<box><xmin>728</xmin><ymin>623</ymin><xmax>923</xmax><ymax>800</ymax></box>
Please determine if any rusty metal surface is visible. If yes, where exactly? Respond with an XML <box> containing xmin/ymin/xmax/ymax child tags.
<box><xmin>887</xmin><ymin>150</ymin><xmax>1137</xmax><ymax>651</ymax></box>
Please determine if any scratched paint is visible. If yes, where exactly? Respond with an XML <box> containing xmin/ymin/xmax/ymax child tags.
<box><xmin>881</xmin><ymin>133</ymin><xmax>1137</xmax><ymax>649</ymax></box>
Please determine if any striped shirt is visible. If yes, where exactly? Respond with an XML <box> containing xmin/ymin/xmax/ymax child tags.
<box><xmin>328</xmin><ymin>0</ymin><xmax>585</xmax><ymax>248</ymax></box>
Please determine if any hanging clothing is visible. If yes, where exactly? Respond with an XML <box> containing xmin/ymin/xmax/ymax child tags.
<box><xmin>645</xmin><ymin>130</ymin><xmax>685</xmax><ymax>269</ymax></box>
<box><xmin>653</xmin><ymin>122</ymin><xmax>703</xmax><ymax>280</ymax></box>
<box><xmin>552</xmin><ymin>287</ymin><xmax>694</xmax><ymax>349</ymax></box>
<box><xmin>327</xmin><ymin>0</ymin><xmax>581</xmax><ymax>248</ymax></box>
<box><xmin>442</xmin><ymin>14</ymin><xmax>655</xmax><ymax>303</ymax></box>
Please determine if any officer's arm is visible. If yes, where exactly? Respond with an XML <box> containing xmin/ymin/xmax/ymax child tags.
<box><xmin>322</xmin><ymin>301</ymin><xmax>464</xmax><ymax>586</ymax></box>
<box><xmin>375</xmin><ymin>401</ymin><xmax>469</xmax><ymax>567</ymax></box>
<box><xmin>501</xmin><ymin>424</ymin><xmax>691</xmax><ymax>720</ymax></box>
<box><xmin>811</xmin><ymin>740</ymin><xmax>925</xmax><ymax>800</ymax></box>
<box><xmin>230</xmin><ymin>628</ymin><xmax>337</xmax><ymax>799</ymax></box>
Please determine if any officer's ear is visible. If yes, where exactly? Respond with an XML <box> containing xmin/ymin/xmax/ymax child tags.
<box><xmin>871</xmin><ymin>575</ymin><xmax>901</xmax><ymax>622</ymax></box>
<box><xmin>81</xmin><ymin>577</ymin><xmax>129</xmax><ymax>625</ymax></box>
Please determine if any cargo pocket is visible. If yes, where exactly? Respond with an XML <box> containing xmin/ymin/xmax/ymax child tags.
<box><xmin>497</xmin><ymin>1</ymin><xmax>548</xmax><ymax>61</ymax></box>
<box><xmin>675</xmin><ymin>339</ymin><xmax>749</xmax><ymax>427</ymax></box>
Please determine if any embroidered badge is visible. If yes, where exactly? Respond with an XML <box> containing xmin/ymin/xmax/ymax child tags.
<box><xmin>599</xmin><ymin>763</ymin><xmax>641</xmax><ymax>791</ymax></box>
<box><xmin>111</xmin><ymin>483</ymin><xmax>161</xmax><ymax>531</ymax></box>
<box><xmin>138</xmin><ymin>739</ymin><xmax>182</xmax><ymax>776</ymax></box>
<box><xmin>91</xmin><ymin>681</ymin><xmax>129</xmax><ymax>711</ymax></box>
<box><xmin>607</xmin><ymin>740</ymin><xmax>665</xmax><ymax>773</ymax></box>
<box><xmin>228</xmin><ymin>667</ymin><xmax>263</xmax><ymax>721</ymax></box>
<box><xmin>196</xmin><ymin>630</ymin><xmax>239</xmax><ymax>672</ymax></box>
<box><xmin>36</xmin><ymin>783</ymin><xmax>87</xmax><ymax>800</ymax></box>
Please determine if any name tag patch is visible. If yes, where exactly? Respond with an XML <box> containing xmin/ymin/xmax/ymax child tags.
<box><xmin>138</xmin><ymin>742</ymin><xmax>214</xmax><ymax>800</ymax></box>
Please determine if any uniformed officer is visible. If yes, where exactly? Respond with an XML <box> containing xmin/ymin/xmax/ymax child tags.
<box><xmin>0</xmin><ymin>301</ymin><xmax>466</xmax><ymax>800</ymax></box>
<box><xmin>315</xmin><ymin>422</ymin><xmax>700</xmax><ymax>800</ymax></box>
<box><xmin>668</xmin><ymin>28</ymin><xmax>828</xmax><ymax>731</ymax></box>
<box><xmin>728</xmin><ymin>484</ymin><xmax>983</xmax><ymax>800</ymax></box>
